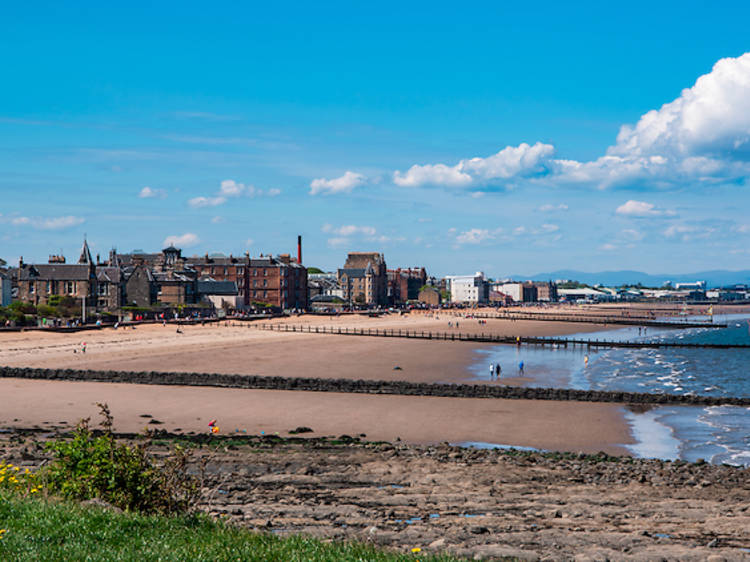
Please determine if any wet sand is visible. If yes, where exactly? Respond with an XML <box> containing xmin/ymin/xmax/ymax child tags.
<box><xmin>0</xmin><ymin>378</ymin><xmax>632</xmax><ymax>455</ymax></box>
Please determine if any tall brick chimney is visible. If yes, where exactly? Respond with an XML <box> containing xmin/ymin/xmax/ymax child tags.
<box><xmin>297</xmin><ymin>235</ymin><xmax>302</xmax><ymax>264</ymax></box>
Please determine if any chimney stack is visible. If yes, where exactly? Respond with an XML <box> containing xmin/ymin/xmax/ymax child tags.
<box><xmin>297</xmin><ymin>235</ymin><xmax>302</xmax><ymax>264</ymax></box>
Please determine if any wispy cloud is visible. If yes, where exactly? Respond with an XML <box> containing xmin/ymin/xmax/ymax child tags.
<box><xmin>188</xmin><ymin>196</ymin><xmax>226</xmax><ymax>208</ymax></box>
<box><xmin>538</xmin><ymin>203</ymin><xmax>568</xmax><ymax>212</ymax></box>
<box><xmin>663</xmin><ymin>223</ymin><xmax>716</xmax><ymax>242</ymax></box>
<box><xmin>322</xmin><ymin>224</ymin><xmax>377</xmax><ymax>236</ymax></box>
<box><xmin>189</xmin><ymin>179</ymin><xmax>281</xmax><ymax>208</ymax></box>
<box><xmin>4</xmin><ymin>215</ymin><xmax>84</xmax><ymax>230</ymax></box>
<box><xmin>163</xmin><ymin>233</ymin><xmax>200</xmax><ymax>247</ymax></box>
<box><xmin>172</xmin><ymin>111</ymin><xmax>239</xmax><ymax>122</ymax></box>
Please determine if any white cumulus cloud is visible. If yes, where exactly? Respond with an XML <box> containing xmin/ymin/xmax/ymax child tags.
<box><xmin>615</xmin><ymin>200</ymin><xmax>663</xmax><ymax>217</ymax></box>
<box><xmin>310</xmin><ymin>171</ymin><xmax>366</xmax><ymax>195</ymax></box>
<box><xmin>382</xmin><ymin>53</ymin><xmax>750</xmax><ymax>192</ymax></box>
<box><xmin>219</xmin><ymin>179</ymin><xmax>245</xmax><ymax>196</ymax></box>
<box><xmin>555</xmin><ymin>53</ymin><xmax>750</xmax><ymax>189</ymax></box>
<box><xmin>393</xmin><ymin>142</ymin><xmax>555</xmax><ymax>189</ymax></box>
<box><xmin>163</xmin><ymin>233</ymin><xmax>200</xmax><ymax>248</ymax></box>
<box><xmin>139</xmin><ymin>186</ymin><xmax>167</xmax><ymax>199</ymax></box>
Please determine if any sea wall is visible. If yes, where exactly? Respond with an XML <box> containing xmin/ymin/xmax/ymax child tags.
<box><xmin>2</xmin><ymin>365</ymin><xmax>749</xmax><ymax>406</ymax></box>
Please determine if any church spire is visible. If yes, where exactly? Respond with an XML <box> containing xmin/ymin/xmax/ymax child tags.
<box><xmin>78</xmin><ymin>237</ymin><xmax>93</xmax><ymax>265</ymax></box>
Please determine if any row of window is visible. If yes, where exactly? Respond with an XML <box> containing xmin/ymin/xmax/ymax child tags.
<box><xmin>28</xmin><ymin>281</ymin><xmax>78</xmax><ymax>295</ymax></box>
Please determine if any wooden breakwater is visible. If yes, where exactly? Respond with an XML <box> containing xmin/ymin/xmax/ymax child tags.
<box><xmin>249</xmin><ymin>323</ymin><xmax>750</xmax><ymax>350</ymax></box>
<box><xmin>1</xmin><ymin>365</ymin><xmax>748</xmax><ymax>407</ymax></box>
<box><xmin>438</xmin><ymin>311</ymin><xmax>724</xmax><ymax>329</ymax></box>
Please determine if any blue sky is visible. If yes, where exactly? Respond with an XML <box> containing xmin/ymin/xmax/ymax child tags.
<box><xmin>2</xmin><ymin>1</ymin><xmax>750</xmax><ymax>278</ymax></box>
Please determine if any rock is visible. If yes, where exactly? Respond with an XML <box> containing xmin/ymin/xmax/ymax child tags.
<box><xmin>81</xmin><ymin>498</ymin><xmax>123</xmax><ymax>513</ymax></box>
<box><xmin>706</xmin><ymin>538</ymin><xmax>719</xmax><ymax>548</ymax></box>
<box><xmin>429</xmin><ymin>538</ymin><xmax>446</xmax><ymax>549</ymax></box>
<box><xmin>472</xmin><ymin>545</ymin><xmax>539</xmax><ymax>561</ymax></box>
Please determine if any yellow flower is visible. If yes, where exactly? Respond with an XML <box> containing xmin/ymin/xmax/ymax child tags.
<box><xmin>411</xmin><ymin>547</ymin><xmax>422</xmax><ymax>553</ymax></box>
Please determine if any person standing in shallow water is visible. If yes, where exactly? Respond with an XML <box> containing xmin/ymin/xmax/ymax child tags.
<box><xmin>518</xmin><ymin>361</ymin><xmax>524</xmax><ymax>374</ymax></box>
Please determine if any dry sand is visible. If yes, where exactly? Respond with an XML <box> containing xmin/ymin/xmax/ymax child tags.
<box><xmin>0</xmin><ymin>312</ymin><xmax>604</xmax><ymax>383</ymax></box>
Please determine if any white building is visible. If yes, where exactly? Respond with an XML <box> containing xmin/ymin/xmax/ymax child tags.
<box><xmin>558</xmin><ymin>287</ymin><xmax>611</xmax><ymax>302</ymax></box>
<box><xmin>494</xmin><ymin>282</ymin><xmax>523</xmax><ymax>302</ymax></box>
<box><xmin>445</xmin><ymin>272</ymin><xmax>489</xmax><ymax>304</ymax></box>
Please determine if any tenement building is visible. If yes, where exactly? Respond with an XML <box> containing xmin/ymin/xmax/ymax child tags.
<box><xmin>14</xmin><ymin>238</ymin><xmax>308</xmax><ymax>314</ymax></box>
<box><xmin>387</xmin><ymin>267</ymin><xmax>427</xmax><ymax>304</ymax></box>
<box><xmin>337</xmin><ymin>252</ymin><xmax>388</xmax><ymax>306</ymax></box>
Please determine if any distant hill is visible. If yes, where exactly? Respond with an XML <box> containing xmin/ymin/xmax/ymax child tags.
<box><xmin>506</xmin><ymin>269</ymin><xmax>750</xmax><ymax>288</ymax></box>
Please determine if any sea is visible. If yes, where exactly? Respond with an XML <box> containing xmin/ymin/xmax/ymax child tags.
<box><xmin>468</xmin><ymin>313</ymin><xmax>750</xmax><ymax>466</ymax></box>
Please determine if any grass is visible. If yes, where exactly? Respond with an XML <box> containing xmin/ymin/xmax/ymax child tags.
<box><xmin>0</xmin><ymin>494</ymin><xmax>459</xmax><ymax>561</ymax></box>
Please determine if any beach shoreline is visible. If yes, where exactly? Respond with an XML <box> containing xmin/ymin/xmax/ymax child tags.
<box><xmin>2</xmin><ymin>304</ymin><xmax>737</xmax><ymax>457</ymax></box>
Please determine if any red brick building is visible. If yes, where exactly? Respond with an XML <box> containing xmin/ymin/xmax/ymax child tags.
<box><xmin>387</xmin><ymin>267</ymin><xmax>427</xmax><ymax>304</ymax></box>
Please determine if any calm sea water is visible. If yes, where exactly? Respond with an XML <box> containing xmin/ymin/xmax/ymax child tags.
<box><xmin>469</xmin><ymin>313</ymin><xmax>750</xmax><ymax>466</ymax></box>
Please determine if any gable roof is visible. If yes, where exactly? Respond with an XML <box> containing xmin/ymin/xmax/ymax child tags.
<box><xmin>18</xmin><ymin>264</ymin><xmax>92</xmax><ymax>281</ymax></box>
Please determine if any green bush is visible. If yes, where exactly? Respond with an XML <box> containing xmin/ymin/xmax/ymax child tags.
<box><xmin>44</xmin><ymin>404</ymin><xmax>199</xmax><ymax>515</ymax></box>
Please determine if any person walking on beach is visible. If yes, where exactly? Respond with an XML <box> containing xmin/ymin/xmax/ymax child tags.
<box><xmin>495</xmin><ymin>363</ymin><xmax>501</xmax><ymax>378</ymax></box>
<box><xmin>489</xmin><ymin>363</ymin><xmax>495</xmax><ymax>379</ymax></box>
<box><xmin>518</xmin><ymin>360</ymin><xmax>524</xmax><ymax>374</ymax></box>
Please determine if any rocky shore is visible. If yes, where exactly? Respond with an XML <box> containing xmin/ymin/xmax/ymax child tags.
<box><xmin>3</xmin><ymin>429</ymin><xmax>749</xmax><ymax>560</ymax></box>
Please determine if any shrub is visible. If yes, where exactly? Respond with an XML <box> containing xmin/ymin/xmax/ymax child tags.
<box><xmin>44</xmin><ymin>404</ymin><xmax>200</xmax><ymax>515</ymax></box>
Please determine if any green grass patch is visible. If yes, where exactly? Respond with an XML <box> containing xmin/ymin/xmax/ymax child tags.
<box><xmin>0</xmin><ymin>495</ymin><xmax>457</xmax><ymax>561</ymax></box>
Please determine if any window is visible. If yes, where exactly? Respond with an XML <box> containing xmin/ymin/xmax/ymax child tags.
<box><xmin>263</xmin><ymin>269</ymin><xmax>267</xmax><ymax>276</ymax></box>
<box><xmin>223</xmin><ymin>267</ymin><xmax>227</xmax><ymax>275</ymax></box>
<box><xmin>29</xmin><ymin>282</ymin><xmax>35</xmax><ymax>294</ymax></box>
<box><xmin>238</xmin><ymin>267</ymin><xmax>244</xmax><ymax>275</ymax></box>
<box><xmin>66</xmin><ymin>281</ymin><xmax>75</xmax><ymax>294</ymax></box>
<box><xmin>263</xmin><ymin>279</ymin><xmax>267</xmax><ymax>287</ymax></box>
<box><xmin>263</xmin><ymin>290</ymin><xmax>267</xmax><ymax>298</ymax></box>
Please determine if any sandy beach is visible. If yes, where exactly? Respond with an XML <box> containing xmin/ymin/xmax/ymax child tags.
<box><xmin>0</xmin><ymin>311</ymin><xmax>605</xmax><ymax>383</ymax></box>
<box><xmin>0</xmin><ymin>304</ymin><xmax>723</xmax><ymax>454</ymax></box>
